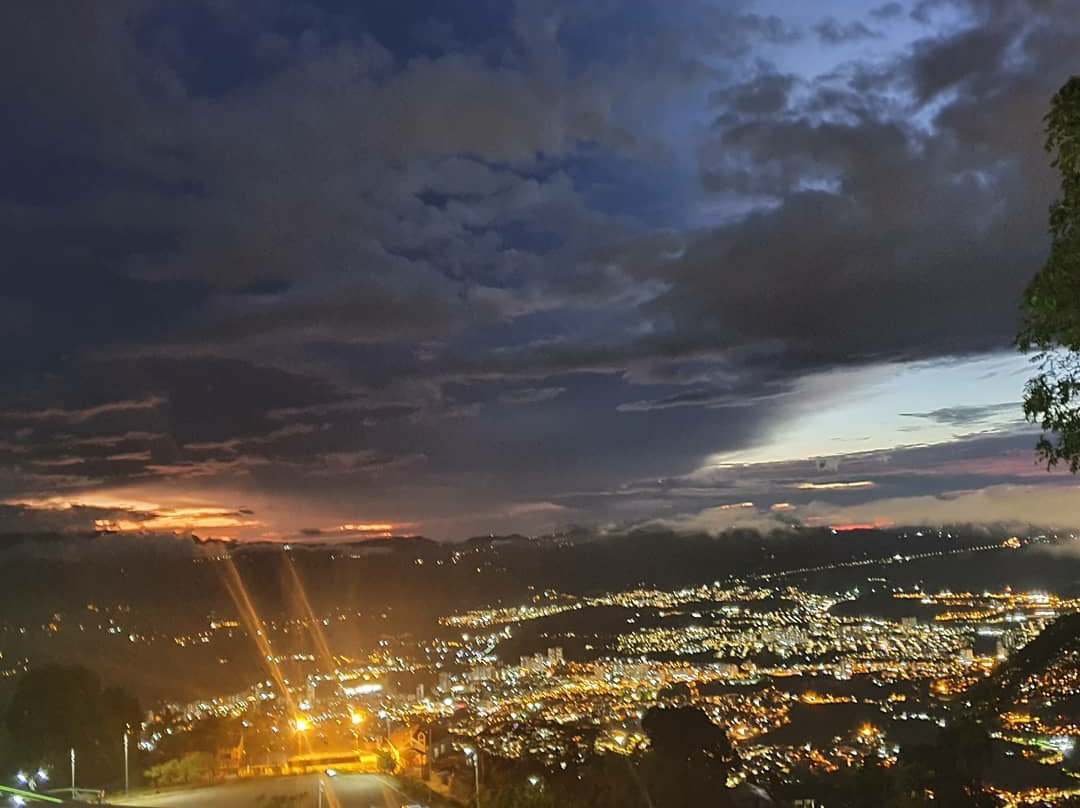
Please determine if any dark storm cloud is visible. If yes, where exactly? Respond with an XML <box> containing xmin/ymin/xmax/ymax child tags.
<box><xmin>871</xmin><ymin>3</ymin><xmax>906</xmax><ymax>21</ymax></box>
<box><xmin>1</xmin><ymin>0</ymin><xmax>1075</xmax><ymax>537</ymax></box>
<box><xmin>906</xmin><ymin>24</ymin><xmax>1013</xmax><ymax>102</ymax></box>
<box><xmin>1</xmin><ymin>0</ymin><xmax>637</xmax><ymax>362</ymax></box>
<box><xmin>731</xmin><ymin>13</ymin><xmax>803</xmax><ymax>46</ymax></box>
<box><xmin>617</xmin><ymin>389</ymin><xmax>736</xmax><ymax>413</ymax></box>
<box><xmin>0</xmin><ymin>356</ymin><xmax>356</xmax><ymax>493</ymax></box>
<box><xmin>497</xmin><ymin>387</ymin><xmax>567</xmax><ymax>406</ymax></box>
<box><xmin>605</xmin><ymin>429</ymin><xmax>1058</xmax><ymax>508</ymax></box>
<box><xmin>813</xmin><ymin>18</ymin><xmax>885</xmax><ymax>44</ymax></box>
<box><xmin>901</xmin><ymin>403</ymin><xmax>1021</xmax><ymax>426</ymax></box>
<box><xmin>615</xmin><ymin>1</ymin><xmax>1070</xmax><ymax>380</ymax></box>
<box><xmin>616</xmin><ymin>384</ymin><xmax>787</xmax><ymax>412</ymax></box>
<box><xmin>0</xmin><ymin>396</ymin><xmax>166</xmax><ymax>425</ymax></box>
<box><xmin>557</xmin><ymin>426</ymin><xmax>1080</xmax><ymax>533</ymax></box>
<box><xmin>719</xmin><ymin>74</ymin><xmax>797</xmax><ymax>117</ymax></box>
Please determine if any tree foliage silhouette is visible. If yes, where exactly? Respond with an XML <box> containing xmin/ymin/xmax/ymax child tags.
<box><xmin>4</xmin><ymin>664</ymin><xmax>141</xmax><ymax>787</ymax></box>
<box><xmin>1019</xmin><ymin>76</ymin><xmax>1080</xmax><ymax>469</ymax></box>
<box><xmin>481</xmin><ymin>706</ymin><xmax>736</xmax><ymax>808</ymax></box>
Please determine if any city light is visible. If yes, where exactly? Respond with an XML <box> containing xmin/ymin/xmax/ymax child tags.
<box><xmin>6</xmin><ymin>528</ymin><xmax>1077</xmax><ymax>806</ymax></box>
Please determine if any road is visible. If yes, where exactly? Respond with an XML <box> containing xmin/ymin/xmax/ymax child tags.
<box><xmin>111</xmin><ymin>774</ymin><xmax>409</xmax><ymax>808</ymax></box>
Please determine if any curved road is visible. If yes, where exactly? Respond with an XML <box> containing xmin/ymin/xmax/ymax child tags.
<box><xmin>111</xmin><ymin>774</ymin><xmax>409</xmax><ymax>808</ymax></box>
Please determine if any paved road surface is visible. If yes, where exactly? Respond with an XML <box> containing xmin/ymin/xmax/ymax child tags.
<box><xmin>112</xmin><ymin>774</ymin><xmax>407</xmax><ymax>808</ymax></box>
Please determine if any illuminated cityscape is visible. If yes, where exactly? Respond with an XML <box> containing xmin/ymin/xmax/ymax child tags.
<box><xmin>3</xmin><ymin>528</ymin><xmax>1078</xmax><ymax>806</ymax></box>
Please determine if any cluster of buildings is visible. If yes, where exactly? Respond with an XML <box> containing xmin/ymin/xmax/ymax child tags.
<box><xmin>130</xmin><ymin>574</ymin><xmax>1078</xmax><ymax>804</ymax></box>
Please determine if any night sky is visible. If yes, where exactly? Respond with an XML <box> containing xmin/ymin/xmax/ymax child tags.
<box><xmin>2</xmin><ymin>0</ymin><xmax>1078</xmax><ymax>542</ymax></box>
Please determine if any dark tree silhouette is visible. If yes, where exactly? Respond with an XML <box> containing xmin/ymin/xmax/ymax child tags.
<box><xmin>640</xmin><ymin>706</ymin><xmax>737</xmax><ymax>808</ymax></box>
<box><xmin>481</xmin><ymin>748</ymin><xmax>647</xmax><ymax>808</ymax></box>
<box><xmin>4</xmin><ymin>665</ymin><xmax>141</xmax><ymax>787</ymax></box>
<box><xmin>479</xmin><ymin>706</ymin><xmax>737</xmax><ymax>808</ymax></box>
<box><xmin>893</xmin><ymin>721</ymin><xmax>995</xmax><ymax>808</ymax></box>
<box><xmin>1019</xmin><ymin>76</ymin><xmax>1080</xmax><ymax>469</ymax></box>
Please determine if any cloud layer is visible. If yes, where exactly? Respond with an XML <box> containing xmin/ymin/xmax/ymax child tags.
<box><xmin>1</xmin><ymin>0</ymin><xmax>1075</xmax><ymax>539</ymax></box>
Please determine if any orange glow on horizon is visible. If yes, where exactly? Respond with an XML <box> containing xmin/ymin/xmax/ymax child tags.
<box><xmin>794</xmin><ymin>481</ymin><xmax>876</xmax><ymax>491</ymax></box>
<box><xmin>828</xmin><ymin>520</ymin><xmax>895</xmax><ymax>531</ymax></box>
<box><xmin>336</xmin><ymin>522</ymin><xmax>411</xmax><ymax>533</ymax></box>
<box><xmin>6</xmin><ymin>494</ymin><xmax>164</xmax><ymax>512</ymax></box>
<box><xmin>7</xmin><ymin>494</ymin><xmax>263</xmax><ymax>535</ymax></box>
<box><xmin>94</xmin><ymin>506</ymin><xmax>261</xmax><ymax>533</ymax></box>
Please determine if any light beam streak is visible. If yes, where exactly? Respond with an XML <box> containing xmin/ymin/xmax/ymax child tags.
<box><xmin>210</xmin><ymin>549</ymin><xmax>301</xmax><ymax>722</ymax></box>
<box><xmin>283</xmin><ymin>551</ymin><xmax>338</xmax><ymax>678</ymax></box>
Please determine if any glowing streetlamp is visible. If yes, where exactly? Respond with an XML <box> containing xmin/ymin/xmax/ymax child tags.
<box><xmin>294</xmin><ymin>716</ymin><xmax>311</xmax><ymax>758</ymax></box>
<box><xmin>16</xmin><ymin>768</ymin><xmax>50</xmax><ymax>793</ymax></box>
<box><xmin>349</xmin><ymin>710</ymin><xmax>364</xmax><ymax>751</ymax></box>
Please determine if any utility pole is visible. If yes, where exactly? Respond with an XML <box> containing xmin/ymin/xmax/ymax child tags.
<box><xmin>474</xmin><ymin>749</ymin><xmax>480</xmax><ymax>808</ymax></box>
<box><xmin>70</xmin><ymin>748</ymin><xmax>75</xmax><ymax>797</ymax></box>
<box><xmin>123</xmin><ymin>731</ymin><xmax>130</xmax><ymax>794</ymax></box>
<box><xmin>464</xmin><ymin>747</ymin><xmax>480</xmax><ymax>808</ymax></box>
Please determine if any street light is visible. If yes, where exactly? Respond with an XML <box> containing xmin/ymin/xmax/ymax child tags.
<box><xmin>14</xmin><ymin>768</ymin><xmax>49</xmax><ymax>793</ymax></box>
<box><xmin>70</xmin><ymin>748</ymin><xmax>75</xmax><ymax>796</ymax></box>
<box><xmin>463</xmin><ymin>747</ymin><xmax>480</xmax><ymax>808</ymax></box>
<box><xmin>349</xmin><ymin>711</ymin><xmax>364</xmax><ymax>752</ymax></box>
<box><xmin>294</xmin><ymin>716</ymin><xmax>311</xmax><ymax>759</ymax></box>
